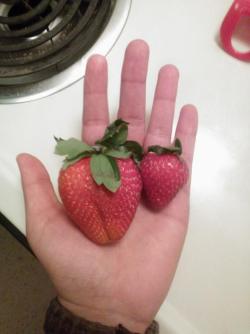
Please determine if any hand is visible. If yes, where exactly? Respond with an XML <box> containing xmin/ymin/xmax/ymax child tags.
<box><xmin>17</xmin><ymin>40</ymin><xmax>198</xmax><ymax>333</ymax></box>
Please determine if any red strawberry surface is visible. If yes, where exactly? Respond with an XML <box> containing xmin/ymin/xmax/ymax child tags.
<box><xmin>140</xmin><ymin>152</ymin><xmax>189</xmax><ymax>210</ymax></box>
<box><xmin>59</xmin><ymin>157</ymin><xmax>142</xmax><ymax>245</ymax></box>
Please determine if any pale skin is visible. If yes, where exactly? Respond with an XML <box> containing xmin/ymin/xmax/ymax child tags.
<box><xmin>17</xmin><ymin>40</ymin><xmax>198</xmax><ymax>333</ymax></box>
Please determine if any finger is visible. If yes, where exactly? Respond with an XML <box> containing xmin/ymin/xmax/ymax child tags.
<box><xmin>144</xmin><ymin>65</ymin><xmax>179</xmax><ymax>149</ymax></box>
<box><xmin>118</xmin><ymin>40</ymin><xmax>149</xmax><ymax>144</ymax></box>
<box><xmin>17</xmin><ymin>154</ymin><xmax>60</xmax><ymax>237</ymax></box>
<box><xmin>82</xmin><ymin>55</ymin><xmax>109</xmax><ymax>145</ymax></box>
<box><xmin>174</xmin><ymin>105</ymin><xmax>198</xmax><ymax>172</ymax></box>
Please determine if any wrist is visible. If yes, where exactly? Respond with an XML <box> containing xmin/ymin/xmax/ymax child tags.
<box><xmin>58</xmin><ymin>297</ymin><xmax>152</xmax><ymax>333</ymax></box>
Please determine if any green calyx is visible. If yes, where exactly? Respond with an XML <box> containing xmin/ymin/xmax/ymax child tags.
<box><xmin>54</xmin><ymin>119</ymin><xmax>143</xmax><ymax>192</ymax></box>
<box><xmin>148</xmin><ymin>138</ymin><xmax>183</xmax><ymax>156</ymax></box>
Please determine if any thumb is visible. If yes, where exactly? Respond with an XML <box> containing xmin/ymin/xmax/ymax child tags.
<box><xmin>17</xmin><ymin>154</ymin><xmax>60</xmax><ymax>239</ymax></box>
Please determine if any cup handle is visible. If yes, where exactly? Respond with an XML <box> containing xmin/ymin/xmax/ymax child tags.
<box><xmin>220</xmin><ymin>0</ymin><xmax>250</xmax><ymax>61</ymax></box>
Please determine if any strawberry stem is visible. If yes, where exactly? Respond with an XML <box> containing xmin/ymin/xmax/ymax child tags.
<box><xmin>54</xmin><ymin>118</ymin><xmax>144</xmax><ymax>192</ymax></box>
<box><xmin>148</xmin><ymin>138</ymin><xmax>182</xmax><ymax>156</ymax></box>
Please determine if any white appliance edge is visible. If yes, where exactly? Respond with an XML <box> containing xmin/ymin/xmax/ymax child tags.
<box><xmin>1</xmin><ymin>1</ymin><xmax>250</xmax><ymax>333</ymax></box>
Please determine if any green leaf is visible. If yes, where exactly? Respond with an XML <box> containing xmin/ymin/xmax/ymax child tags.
<box><xmin>55</xmin><ymin>137</ymin><xmax>92</xmax><ymax>159</ymax></box>
<box><xmin>102</xmin><ymin>119</ymin><xmax>129</xmax><ymax>140</ymax></box>
<box><xmin>105</xmin><ymin>148</ymin><xmax>132</xmax><ymax>159</ymax></box>
<box><xmin>96</xmin><ymin>119</ymin><xmax>129</xmax><ymax>147</ymax></box>
<box><xmin>113</xmin><ymin>125</ymin><xmax>128</xmax><ymax>146</ymax></box>
<box><xmin>148</xmin><ymin>139</ymin><xmax>183</xmax><ymax>156</ymax></box>
<box><xmin>124</xmin><ymin>140</ymin><xmax>144</xmax><ymax>163</ymax></box>
<box><xmin>106</xmin><ymin>156</ymin><xmax>120</xmax><ymax>181</ymax></box>
<box><xmin>90</xmin><ymin>154</ymin><xmax>121</xmax><ymax>192</ymax></box>
<box><xmin>148</xmin><ymin>145</ymin><xmax>169</xmax><ymax>155</ymax></box>
<box><xmin>174</xmin><ymin>138</ymin><xmax>182</xmax><ymax>155</ymax></box>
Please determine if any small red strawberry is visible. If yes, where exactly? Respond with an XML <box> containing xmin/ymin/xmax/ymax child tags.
<box><xmin>140</xmin><ymin>139</ymin><xmax>189</xmax><ymax>210</ymax></box>
<box><xmin>55</xmin><ymin>119</ymin><xmax>143</xmax><ymax>245</ymax></box>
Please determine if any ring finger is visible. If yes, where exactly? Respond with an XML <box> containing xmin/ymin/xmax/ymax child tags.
<box><xmin>144</xmin><ymin>64</ymin><xmax>179</xmax><ymax>149</ymax></box>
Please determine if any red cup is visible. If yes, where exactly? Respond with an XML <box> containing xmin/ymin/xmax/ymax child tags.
<box><xmin>220</xmin><ymin>0</ymin><xmax>250</xmax><ymax>61</ymax></box>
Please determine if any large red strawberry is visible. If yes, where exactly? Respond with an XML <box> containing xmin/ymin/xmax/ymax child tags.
<box><xmin>59</xmin><ymin>158</ymin><xmax>141</xmax><ymax>244</ymax></box>
<box><xmin>140</xmin><ymin>139</ymin><xmax>189</xmax><ymax>210</ymax></box>
<box><xmin>55</xmin><ymin>119</ymin><xmax>143</xmax><ymax>245</ymax></box>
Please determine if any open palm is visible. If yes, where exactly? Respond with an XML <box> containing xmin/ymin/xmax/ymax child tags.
<box><xmin>17</xmin><ymin>40</ymin><xmax>198</xmax><ymax>333</ymax></box>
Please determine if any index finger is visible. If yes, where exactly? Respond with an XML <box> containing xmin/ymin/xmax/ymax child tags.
<box><xmin>82</xmin><ymin>55</ymin><xmax>109</xmax><ymax>145</ymax></box>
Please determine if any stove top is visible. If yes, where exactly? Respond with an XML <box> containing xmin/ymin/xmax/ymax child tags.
<box><xmin>0</xmin><ymin>0</ymin><xmax>131</xmax><ymax>103</ymax></box>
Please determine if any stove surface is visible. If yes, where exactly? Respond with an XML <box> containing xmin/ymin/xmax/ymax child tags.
<box><xmin>0</xmin><ymin>1</ymin><xmax>249</xmax><ymax>333</ymax></box>
<box><xmin>0</xmin><ymin>0</ymin><xmax>131</xmax><ymax>102</ymax></box>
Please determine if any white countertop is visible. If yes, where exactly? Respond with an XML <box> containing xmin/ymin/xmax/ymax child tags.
<box><xmin>0</xmin><ymin>1</ymin><xmax>250</xmax><ymax>333</ymax></box>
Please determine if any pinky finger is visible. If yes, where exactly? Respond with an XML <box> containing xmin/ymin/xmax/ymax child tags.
<box><xmin>174</xmin><ymin>105</ymin><xmax>198</xmax><ymax>172</ymax></box>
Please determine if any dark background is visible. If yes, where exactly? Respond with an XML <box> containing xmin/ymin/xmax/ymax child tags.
<box><xmin>0</xmin><ymin>214</ymin><xmax>55</xmax><ymax>334</ymax></box>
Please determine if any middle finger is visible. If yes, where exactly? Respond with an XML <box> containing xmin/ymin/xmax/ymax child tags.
<box><xmin>118</xmin><ymin>40</ymin><xmax>149</xmax><ymax>144</ymax></box>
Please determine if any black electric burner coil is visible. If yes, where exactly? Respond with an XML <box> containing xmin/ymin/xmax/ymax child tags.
<box><xmin>0</xmin><ymin>0</ymin><xmax>115</xmax><ymax>85</ymax></box>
